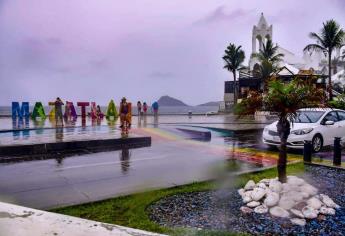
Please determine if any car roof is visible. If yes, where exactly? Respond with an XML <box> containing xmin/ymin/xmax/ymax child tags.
<box><xmin>298</xmin><ymin>108</ymin><xmax>344</xmax><ymax>112</ymax></box>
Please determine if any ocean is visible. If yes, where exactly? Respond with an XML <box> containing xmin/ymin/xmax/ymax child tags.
<box><xmin>0</xmin><ymin>105</ymin><xmax>219</xmax><ymax>116</ymax></box>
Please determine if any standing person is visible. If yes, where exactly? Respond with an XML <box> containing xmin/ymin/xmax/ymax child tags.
<box><xmin>54</xmin><ymin>97</ymin><xmax>64</xmax><ymax>126</ymax></box>
<box><xmin>137</xmin><ymin>101</ymin><xmax>142</xmax><ymax>116</ymax></box>
<box><xmin>152</xmin><ymin>101</ymin><xmax>159</xmax><ymax>117</ymax></box>
<box><xmin>143</xmin><ymin>102</ymin><xmax>148</xmax><ymax>115</ymax></box>
<box><xmin>119</xmin><ymin>97</ymin><xmax>131</xmax><ymax>129</ymax></box>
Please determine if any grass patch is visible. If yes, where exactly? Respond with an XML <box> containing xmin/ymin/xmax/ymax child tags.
<box><xmin>52</xmin><ymin>162</ymin><xmax>305</xmax><ymax>236</ymax></box>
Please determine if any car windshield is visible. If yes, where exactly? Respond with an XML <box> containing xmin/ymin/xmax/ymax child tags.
<box><xmin>294</xmin><ymin>111</ymin><xmax>325</xmax><ymax>123</ymax></box>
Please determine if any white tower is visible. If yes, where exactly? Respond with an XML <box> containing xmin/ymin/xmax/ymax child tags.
<box><xmin>249</xmin><ymin>13</ymin><xmax>273</xmax><ymax>70</ymax></box>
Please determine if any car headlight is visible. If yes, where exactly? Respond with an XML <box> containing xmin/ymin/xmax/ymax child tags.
<box><xmin>291</xmin><ymin>128</ymin><xmax>313</xmax><ymax>135</ymax></box>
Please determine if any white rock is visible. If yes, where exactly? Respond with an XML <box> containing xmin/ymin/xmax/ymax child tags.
<box><xmin>303</xmin><ymin>184</ymin><xmax>318</xmax><ymax>196</ymax></box>
<box><xmin>290</xmin><ymin>218</ymin><xmax>306</xmax><ymax>226</ymax></box>
<box><xmin>244</xmin><ymin>180</ymin><xmax>256</xmax><ymax>190</ymax></box>
<box><xmin>279</xmin><ymin>196</ymin><xmax>295</xmax><ymax>210</ymax></box>
<box><xmin>301</xmin><ymin>191</ymin><xmax>310</xmax><ymax>199</ymax></box>
<box><xmin>238</xmin><ymin>188</ymin><xmax>245</xmax><ymax>197</ymax></box>
<box><xmin>302</xmin><ymin>206</ymin><xmax>318</xmax><ymax>219</ymax></box>
<box><xmin>259</xmin><ymin>179</ymin><xmax>270</xmax><ymax>185</ymax></box>
<box><xmin>319</xmin><ymin>207</ymin><xmax>336</xmax><ymax>215</ymax></box>
<box><xmin>290</xmin><ymin>209</ymin><xmax>305</xmax><ymax>218</ymax></box>
<box><xmin>320</xmin><ymin>194</ymin><xmax>337</xmax><ymax>208</ymax></box>
<box><xmin>240</xmin><ymin>206</ymin><xmax>253</xmax><ymax>214</ymax></box>
<box><xmin>243</xmin><ymin>196</ymin><xmax>252</xmax><ymax>204</ymax></box>
<box><xmin>247</xmin><ymin>201</ymin><xmax>261</xmax><ymax>208</ymax></box>
<box><xmin>264</xmin><ymin>192</ymin><xmax>279</xmax><ymax>207</ymax></box>
<box><xmin>307</xmin><ymin>197</ymin><xmax>322</xmax><ymax>210</ymax></box>
<box><xmin>269</xmin><ymin>206</ymin><xmax>290</xmax><ymax>218</ymax></box>
<box><xmin>251</xmin><ymin>188</ymin><xmax>266</xmax><ymax>201</ymax></box>
<box><xmin>257</xmin><ymin>183</ymin><xmax>267</xmax><ymax>189</ymax></box>
<box><xmin>287</xmin><ymin>176</ymin><xmax>305</xmax><ymax>186</ymax></box>
<box><xmin>254</xmin><ymin>205</ymin><xmax>268</xmax><ymax>214</ymax></box>
<box><xmin>269</xmin><ymin>180</ymin><xmax>282</xmax><ymax>193</ymax></box>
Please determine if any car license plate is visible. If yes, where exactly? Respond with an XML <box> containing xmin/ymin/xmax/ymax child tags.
<box><xmin>273</xmin><ymin>136</ymin><xmax>280</xmax><ymax>142</ymax></box>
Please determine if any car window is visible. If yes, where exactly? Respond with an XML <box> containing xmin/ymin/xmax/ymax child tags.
<box><xmin>337</xmin><ymin>111</ymin><xmax>345</xmax><ymax>121</ymax></box>
<box><xmin>294</xmin><ymin>111</ymin><xmax>325</xmax><ymax>123</ymax></box>
<box><xmin>323</xmin><ymin>111</ymin><xmax>339</xmax><ymax>123</ymax></box>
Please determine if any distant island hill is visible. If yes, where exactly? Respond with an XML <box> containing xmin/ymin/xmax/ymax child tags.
<box><xmin>156</xmin><ymin>96</ymin><xmax>221</xmax><ymax>107</ymax></box>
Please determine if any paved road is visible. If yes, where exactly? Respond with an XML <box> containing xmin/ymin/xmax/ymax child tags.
<box><xmin>0</xmin><ymin>124</ymin><xmax>341</xmax><ymax>210</ymax></box>
<box><xmin>0</xmin><ymin>126</ymin><xmax>265</xmax><ymax>209</ymax></box>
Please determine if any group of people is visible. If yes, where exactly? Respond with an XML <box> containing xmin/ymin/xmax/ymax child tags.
<box><xmin>136</xmin><ymin>101</ymin><xmax>148</xmax><ymax>116</ymax></box>
<box><xmin>52</xmin><ymin>97</ymin><xmax>159</xmax><ymax>132</ymax></box>
<box><xmin>136</xmin><ymin>101</ymin><xmax>159</xmax><ymax>116</ymax></box>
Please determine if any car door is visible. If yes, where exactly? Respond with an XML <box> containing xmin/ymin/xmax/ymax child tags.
<box><xmin>320</xmin><ymin>111</ymin><xmax>341</xmax><ymax>145</ymax></box>
<box><xmin>336</xmin><ymin>111</ymin><xmax>345</xmax><ymax>139</ymax></box>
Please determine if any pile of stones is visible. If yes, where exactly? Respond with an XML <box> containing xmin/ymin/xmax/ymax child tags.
<box><xmin>238</xmin><ymin>176</ymin><xmax>340</xmax><ymax>226</ymax></box>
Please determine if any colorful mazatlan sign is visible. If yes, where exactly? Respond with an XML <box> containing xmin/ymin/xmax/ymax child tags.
<box><xmin>31</xmin><ymin>102</ymin><xmax>46</xmax><ymax>119</ymax></box>
<box><xmin>12</xmin><ymin>102</ymin><xmax>30</xmax><ymax>119</ymax></box>
<box><xmin>106</xmin><ymin>99</ymin><xmax>118</xmax><ymax>120</ymax></box>
<box><xmin>11</xmin><ymin>99</ymin><xmax>120</xmax><ymax>121</ymax></box>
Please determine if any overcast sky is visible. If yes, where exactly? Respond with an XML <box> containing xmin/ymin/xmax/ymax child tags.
<box><xmin>0</xmin><ymin>0</ymin><xmax>345</xmax><ymax>106</ymax></box>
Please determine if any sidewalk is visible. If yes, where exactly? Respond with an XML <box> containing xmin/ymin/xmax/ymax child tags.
<box><xmin>0</xmin><ymin>201</ymin><xmax>165</xmax><ymax>236</ymax></box>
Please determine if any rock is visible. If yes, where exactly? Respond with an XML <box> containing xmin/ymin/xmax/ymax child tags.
<box><xmin>307</xmin><ymin>197</ymin><xmax>322</xmax><ymax>210</ymax></box>
<box><xmin>283</xmin><ymin>191</ymin><xmax>303</xmax><ymax>202</ymax></box>
<box><xmin>290</xmin><ymin>209</ymin><xmax>305</xmax><ymax>218</ymax></box>
<box><xmin>257</xmin><ymin>183</ymin><xmax>267</xmax><ymax>189</ymax></box>
<box><xmin>302</xmin><ymin>206</ymin><xmax>318</xmax><ymax>219</ymax></box>
<box><xmin>294</xmin><ymin>201</ymin><xmax>308</xmax><ymax>211</ymax></box>
<box><xmin>264</xmin><ymin>192</ymin><xmax>279</xmax><ymax>207</ymax></box>
<box><xmin>269</xmin><ymin>180</ymin><xmax>282</xmax><ymax>193</ymax></box>
<box><xmin>301</xmin><ymin>191</ymin><xmax>310</xmax><ymax>199</ymax></box>
<box><xmin>303</xmin><ymin>184</ymin><xmax>318</xmax><ymax>196</ymax></box>
<box><xmin>281</xmin><ymin>183</ymin><xmax>292</xmax><ymax>193</ymax></box>
<box><xmin>320</xmin><ymin>194</ymin><xmax>338</xmax><ymax>208</ymax></box>
<box><xmin>290</xmin><ymin>218</ymin><xmax>306</xmax><ymax>226</ymax></box>
<box><xmin>269</xmin><ymin>206</ymin><xmax>290</xmax><ymax>218</ymax></box>
<box><xmin>237</xmin><ymin>188</ymin><xmax>245</xmax><ymax>197</ymax></box>
<box><xmin>247</xmin><ymin>201</ymin><xmax>261</xmax><ymax>208</ymax></box>
<box><xmin>287</xmin><ymin>176</ymin><xmax>305</xmax><ymax>186</ymax></box>
<box><xmin>244</xmin><ymin>180</ymin><xmax>256</xmax><ymax>190</ymax></box>
<box><xmin>259</xmin><ymin>178</ymin><xmax>270</xmax><ymax>185</ymax></box>
<box><xmin>240</xmin><ymin>206</ymin><xmax>253</xmax><ymax>214</ymax></box>
<box><xmin>319</xmin><ymin>207</ymin><xmax>336</xmax><ymax>215</ymax></box>
<box><xmin>279</xmin><ymin>196</ymin><xmax>295</xmax><ymax>210</ymax></box>
<box><xmin>254</xmin><ymin>205</ymin><xmax>268</xmax><ymax>214</ymax></box>
<box><xmin>243</xmin><ymin>196</ymin><xmax>252</xmax><ymax>204</ymax></box>
<box><xmin>251</xmin><ymin>188</ymin><xmax>266</xmax><ymax>201</ymax></box>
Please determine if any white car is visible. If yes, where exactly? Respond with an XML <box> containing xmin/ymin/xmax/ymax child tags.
<box><xmin>262</xmin><ymin>108</ymin><xmax>345</xmax><ymax>152</ymax></box>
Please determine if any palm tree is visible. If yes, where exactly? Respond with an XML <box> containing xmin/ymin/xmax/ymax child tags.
<box><xmin>223</xmin><ymin>44</ymin><xmax>245</xmax><ymax>105</ymax></box>
<box><xmin>253</xmin><ymin>38</ymin><xmax>284</xmax><ymax>64</ymax></box>
<box><xmin>236</xmin><ymin>78</ymin><xmax>323</xmax><ymax>182</ymax></box>
<box><xmin>304</xmin><ymin>19</ymin><xmax>345</xmax><ymax>100</ymax></box>
<box><xmin>253</xmin><ymin>39</ymin><xmax>284</xmax><ymax>89</ymax></box>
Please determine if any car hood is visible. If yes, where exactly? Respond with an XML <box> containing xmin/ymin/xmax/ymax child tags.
<box><xmin>265</xmin><ymin>121</ymin><xmax>317</xmax><ymax>132</ymax></box>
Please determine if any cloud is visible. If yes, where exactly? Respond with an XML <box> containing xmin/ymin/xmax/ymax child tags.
<box><xmin>194</xmin><ymin>6</ymin><xmax>252</xmax><ymax>25</ymax></box>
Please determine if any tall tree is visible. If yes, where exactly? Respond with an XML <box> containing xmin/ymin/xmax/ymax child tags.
<box><xmin>304</xmin><ymin>19</ymin><xmax>345</xmax><ymax>100</ymax></box>
<box><xmin>236</xmin><ymin>78</ymin><xmax>323</xmax><ymax>182</ymax></box>
<box><xmin>222</xmin><ymin>44</ymin><xmax>245</xmax><ymax>105</ymax></box>
<box><xmin>253</xmin><ymin>39</ymin><xmax>284</xmax><ymax>89</ymax></box>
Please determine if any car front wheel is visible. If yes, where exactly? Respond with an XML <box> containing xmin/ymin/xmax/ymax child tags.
<box><xmin>312</xmin><ymin>134</ymin><xmax>323</xmax><ymax>153</ymax></box>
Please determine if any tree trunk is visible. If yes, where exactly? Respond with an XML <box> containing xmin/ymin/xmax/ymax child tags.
<box><xmin>276</xmin><ymin>118</ymin><xmax>290</xmax><ymax>183</ymax></box>
<box><xmin>328</xmin><ymin>51</ymin><xmax>333</xmax><ymax>101</ymax></box>
<box><xmin>233</xmin><ymin>71</ymin><xmax>237</xmax><ymax>105</ymax></box>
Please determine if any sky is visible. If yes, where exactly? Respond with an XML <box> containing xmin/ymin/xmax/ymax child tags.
<box><xmin>0</xmin><ymin>0</ymin><xmax>345</xmax><ymax>106</ymax></box>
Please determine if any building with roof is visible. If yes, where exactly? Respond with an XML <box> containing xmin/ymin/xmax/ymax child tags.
<box><xmin>220</xmin><ymin>13</ymin><xmax>343</xmax><ymax>112</ymax></box>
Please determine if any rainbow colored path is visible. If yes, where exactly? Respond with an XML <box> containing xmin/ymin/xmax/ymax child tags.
<box><xmin>132</xmin><ymin>127</ymin><xmax>302</xmax><ymax>167</ymax></box>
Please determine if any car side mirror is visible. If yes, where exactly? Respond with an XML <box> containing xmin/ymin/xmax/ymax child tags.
<box><xmin>325</xmin><ymin>120</ymin><xmax>335</xmax><ymax>125</ymax></box>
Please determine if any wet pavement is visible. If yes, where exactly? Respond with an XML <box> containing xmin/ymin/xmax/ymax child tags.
<box><xmin>0</xmin><ymin>115</ymin><xmax>343</xmax><ymax>210</ymax></box>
